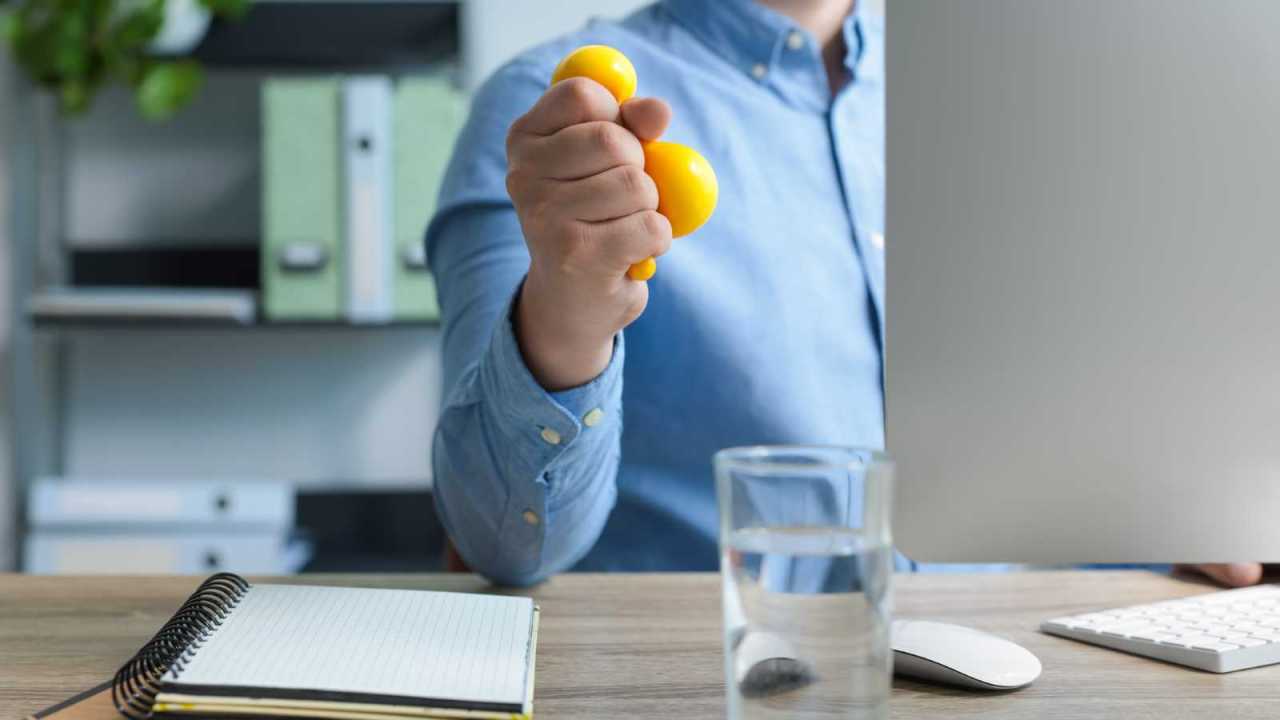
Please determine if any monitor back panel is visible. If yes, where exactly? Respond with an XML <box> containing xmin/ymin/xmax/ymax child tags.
<box><xmin>886</xmin><ymin>0</ymin><xmax>1280</xmax><ymax>562</ymax></box>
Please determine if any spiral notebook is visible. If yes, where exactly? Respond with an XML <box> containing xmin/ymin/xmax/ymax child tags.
<box><xmin>110</xmin><ymin>574</ymin><xmax>540</xmax><ymax>720</ymax></box>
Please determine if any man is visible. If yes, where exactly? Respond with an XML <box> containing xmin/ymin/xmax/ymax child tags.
<box><xmin>425</xmin><ymin>0</ymin><xmax>1262</xmax><ymax>589</ymax></box>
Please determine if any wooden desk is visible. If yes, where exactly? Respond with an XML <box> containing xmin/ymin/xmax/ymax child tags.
<box><xmin>4</xmin><ymin>571</ymin><xmax>1279</xmax><ymax>719</ymax></box>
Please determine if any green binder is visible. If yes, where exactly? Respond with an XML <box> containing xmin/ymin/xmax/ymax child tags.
<box><xmin>392</xmin><ymin>76</ymin><xmax>467</xmax><ymax>321</ymax></box>
<box><xmin>262</xmin><ymin>78</ymin><xmax>343</xmax><ymax>320</ymax></box>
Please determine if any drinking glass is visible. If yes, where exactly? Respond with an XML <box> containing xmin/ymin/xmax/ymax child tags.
<box><xmin>715</xmin><ymin>446</ymin><xmax>894</xmax><ymax>720</ymax></box>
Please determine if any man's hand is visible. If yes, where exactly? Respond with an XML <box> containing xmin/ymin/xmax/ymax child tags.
<box><xmin>506</xmin><ymin>77</ymin><xmax>674</xmax><ymax>391</ymax></box>
<box><xmin>1182</xmin><ymin>563</ymin><xmax>1265</xmax><ymax>587</ymax></box>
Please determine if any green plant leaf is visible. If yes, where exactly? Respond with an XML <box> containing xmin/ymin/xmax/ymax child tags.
<box><xmin>53</xmin><ymin>3</ymin><xmax>90</xmax><ymax>76</ymax></box>
<box><xmin>136</xmin><ymin>59</ymin><xmax>203</xmax><ymax>120</ymax></box>
<box><xmin>108</xmin><ymin>4</ymin><xmax>164</xmax><ymax>51</ymax></box>
<box><xmin>0</xmin><ymin>11</ymin><xmax>20</xmax><ymax>46</ymax></box>
<box><xmin>198</xmin><ymin>0</ymin><xmax>250</xmax><ymax>21</ymax></box>
<box><xmin>60</xmin><ymin>77</ymin><xmax>91</xmax><ymax>113</ymax></box>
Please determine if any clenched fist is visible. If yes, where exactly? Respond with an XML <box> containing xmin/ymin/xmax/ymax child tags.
<box><xmin>506</xmin><ymin>76</ymin><xmax>674</xmax><ymax>391</ymax></box>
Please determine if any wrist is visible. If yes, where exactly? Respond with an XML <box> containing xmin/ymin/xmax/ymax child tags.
<box><xmin>515</xmin><ymin>275</ymin><xmax>615</xmax><ymax>391</ymax></box>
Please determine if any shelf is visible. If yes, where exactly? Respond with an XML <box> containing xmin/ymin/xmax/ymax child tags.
<box><xmin>185</xmin><ymin>0</ymin><xmax>460</xmax><ymax>70</ymax></box>
<box><xmin>41</xmin><ymin>247</ymin><xmax>443</xmax><ymax>330</ymax></box>
<box><xmin>29</xmin><ymin>287</ymin><xmax>258</xmax><ymax>325</ymax></box>
<box><xmin>297</xmin><ymin>478</ymin><xmax>433</xmax><ymax>494</ymax></box>
<box><xmin>29</xmin><ymin>286</ymin><xmax>440</xmax><ymax>330</ymax></box>
<box><xmin>31</xmin><ymin>316</ymin><xmax>442</xmax><ymax>331</ymax></box>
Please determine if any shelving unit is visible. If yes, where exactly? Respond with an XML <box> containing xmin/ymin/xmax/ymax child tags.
<box><xmin>3</xmin><ymin>0</ymin><xmax>653</xmax><ymax>572</ymax></box>
<box><xmin>4</xmin><ymin>0</ymin><xmax>465</xmax><ymax>573</ymax></box>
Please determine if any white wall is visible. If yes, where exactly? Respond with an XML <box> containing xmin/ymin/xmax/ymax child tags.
<box><xmin>64</xmin><ymin>328</ymin><xmax>441</xmax><ymax>486</ymax></box>
<box><xmin>64</xmin><ymin>75</ymin><xmax>260</xmax><ymax>247</ymax></box>
<box><xmin>461</xmin><ymin>0</ymin><xmax>652</xmax><ymax>90</ymax></box>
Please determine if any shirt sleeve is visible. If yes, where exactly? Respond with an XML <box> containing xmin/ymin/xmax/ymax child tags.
<box><xmin>425</xmin><ymin>56</ymin><xmax>624</xmax><ymax>586</ymax></box>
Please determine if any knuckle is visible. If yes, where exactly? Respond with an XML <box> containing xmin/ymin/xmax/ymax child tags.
<box><xmin>561</xmin><ymin>77</ymin><xmax>598</xmax><ymax>110</ymax></box>
<box><xmin>618</xmin><ymin>164</ymin><xmax>646</xmax><ymax>195</ymax></box>
<box><xmin>640</xmin><ymin>210</ymin><xmax>671</xmax><ymax>240</ymax></box>
<box><xmin>504</xmin><ymin>169</ymin><xmax>522</xmax><ymax>198</ymax></box>
<box><xmin>506</xmin><ymin>168</ymin><xmax>539</xmax><ymax>208</ymax></box>
<box><xmin>564</xmin><ymin>222</ymin><xmax>595</xmax><ymax>267</ymax></box>
<box><xmin>505</xmin><ymin>120</ymin><xmax>523</xmax><ymax>154</ymax></box>
<box><xmin>651</xmin><ymin>228</ymin><xmax>674</xmax><ymax>257</ymax></box>
<box><xmin>594</xmin><ymin>123</ymin><xmax>638</xmax><ymax>167</ymax></box>
<box><xmin>637</xmin><ymin>171</ymin><xmax>659</xmax><ymax>209</ymax></box>
<box><xmin>593</xmin><ymin>122</ymin><xmax>624</xmax><ymax>162</ymax></box>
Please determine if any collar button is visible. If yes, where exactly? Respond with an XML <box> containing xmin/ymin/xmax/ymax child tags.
<box><xmin>786</xmin><ymin>30</ymin><xmax>805</xmax><ymax>51</ymax></box>
<box><xmin>750</xmin><ymin>63</ymin><xmax>768</xmax><ymax>80</ymax></box>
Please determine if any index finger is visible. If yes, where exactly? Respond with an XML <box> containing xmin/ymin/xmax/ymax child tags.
<box><xmin>511</xmin><ymin>76</ymin><xmax>620</xmax><ymax>137</ymax></box>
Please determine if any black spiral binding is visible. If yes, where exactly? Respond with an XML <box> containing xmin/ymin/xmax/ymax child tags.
<box><xmin>111</xmin><ymin>572</ymin><xmax>252</xmax><ymax>720</ymax></box>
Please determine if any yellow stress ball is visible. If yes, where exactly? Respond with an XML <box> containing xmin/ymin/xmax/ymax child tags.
<box><xmin>643</xmin><ymin>141</ymin><xmax>719</xmax><ymax>238</ymax></box>
<box><xmin>627</xmin><ymin>257</ymin><xmax>657</xmax><ymax>281</ymax></box>
<box><xmin>551</xmin><ymin>45</ymin><xmax>719</xmax><ymax>280</ymax></box>
<box><xmin>551</xmin><ymin>45</ymin><xmax>637</xmax><ymax>104</ymax></box>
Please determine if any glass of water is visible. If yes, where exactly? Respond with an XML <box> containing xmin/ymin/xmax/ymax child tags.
<box><xmin>715</xmin><ymin>446</ymin><xmax>894</xmax><ymax>720</ymax></box>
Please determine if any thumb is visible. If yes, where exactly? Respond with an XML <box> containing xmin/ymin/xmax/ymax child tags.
<box><xmin>619</xmin><ymin>96</ymin><xmax>671</xmax><ymax>142</ymax></box>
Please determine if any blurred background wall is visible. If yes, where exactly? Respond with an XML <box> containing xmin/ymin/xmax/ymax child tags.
<box><xmin>1</xmin><ymin>0</ymin><xmax>881</xmax><ymax>575</ymax></box>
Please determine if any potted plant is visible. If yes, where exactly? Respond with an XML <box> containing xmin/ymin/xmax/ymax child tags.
<box><xmin>0</xmin><ymin>0</ymin><xmax>249</xmax><ymax>120</ymax></box>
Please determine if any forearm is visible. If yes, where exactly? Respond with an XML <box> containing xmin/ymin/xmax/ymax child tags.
<box><xmin>432</xmin><ymin>302</ymin><xmax>625</xmax><ymax>585</ymax></box>
<box><xmin>423</xmin><ymin>57</ymin><xmax>634</xmax><ymax>585</ymax></box>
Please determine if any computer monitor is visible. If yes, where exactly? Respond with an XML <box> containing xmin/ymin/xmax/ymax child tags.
<box><xmin>886</xmin><ymin>0</ymin><xmax>1280</xmax><ymax>563</ymax></box>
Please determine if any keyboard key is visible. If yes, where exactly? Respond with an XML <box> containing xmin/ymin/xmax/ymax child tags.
<box><xmin>1164</xmin><ymin>635</ymin><xmax>1212</xmax><ymax>646</ymax></box>
<box><xmin>1234</xmin><ymin>638</ymin><xmax>1269</xmax><ymax>648</ymax></box>
<box><xmin>1189</xmin><ymin>639</ymin><xmax>1241</xmax><ymax>652</ymax></box>
<box><xmin>1105</xmin><ymin>622</ymin><xmax>1158</xmax><ymax>635</ymax></box>
<box><xmin>1075</xmin><ymin>613</ymin><xmax>1113</xmax><ymax>623</ymax></box>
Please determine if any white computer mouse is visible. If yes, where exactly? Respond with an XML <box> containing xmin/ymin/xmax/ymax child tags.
<box><xmin>892</xmin><ymin>619</ymin><xmax>1042</xmax><ymax>690</ymax></box>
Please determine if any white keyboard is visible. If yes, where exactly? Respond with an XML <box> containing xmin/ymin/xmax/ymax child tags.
<box><xmin>1042</xmin><ymin>584</ymin><xmax>1280</xmax><ymax>672</ymax></box>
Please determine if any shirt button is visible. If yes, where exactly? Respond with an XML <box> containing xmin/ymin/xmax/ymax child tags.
<box><xmin>583</xmin><ymin>408</ymin><xmax>605</xmax><ymax>428</ymax></box>
<box><xmin>871</xmin><ymin>232</ymin><xmax>885</xmax><ymax>250</ymax></box>
<box><xmin>522</xmin><ymin>509</ymin><xmax>540</xmax><ymax>526</ymax></box>
<box><xmin>786</xmin><ymin>31</ymin><xmax>805</xmax><ymax>51</ymax></box>
<box><xmin>751</xmin><ymin>63</ymin><xmax>768</xmax><ymax>80</ymax></box>
<box><xmin>539</xmin><ymin>427</ymin><xmax>562</xmax><ymax>445</ymax></box>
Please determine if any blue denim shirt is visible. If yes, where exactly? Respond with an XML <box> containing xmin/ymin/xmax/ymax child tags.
<box><xmin>426</xmin><ymin>0</ymin><xmax>886</xmax><ymax>585</ymax></box>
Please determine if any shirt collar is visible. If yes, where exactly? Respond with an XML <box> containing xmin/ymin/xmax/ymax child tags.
<box><xmin>661</xmin><ymin>0</ymin><xmax>876</xmax><ymax>110</ymax></box>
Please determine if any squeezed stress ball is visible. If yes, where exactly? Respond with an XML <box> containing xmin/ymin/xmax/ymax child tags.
<box><xmin>551</xmin><ymin>45</ymin><xmax>719</xmax><ymax>281</ymax></box>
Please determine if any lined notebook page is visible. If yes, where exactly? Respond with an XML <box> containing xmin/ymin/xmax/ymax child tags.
<box><xmin>163</xmin><ymin>585</ymin><xmax>536</xmax><ymax>707</ymax></box>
